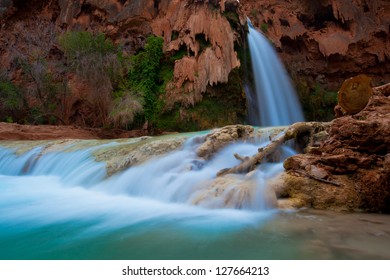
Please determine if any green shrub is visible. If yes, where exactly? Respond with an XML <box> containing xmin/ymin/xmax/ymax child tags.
<box><xmin>127</xmin><ymin>36</ymin><xmax>165</xmax><ymax>125</ymax></box>
<box><xmin>59</xmin><ymin>31</ymin><xmax>117</xmax><ymax>62</ymax></box>
<box><xmin>0</xmin><ymin>78</ymin><xmax>25</xmax><ymax>122</ymax></box>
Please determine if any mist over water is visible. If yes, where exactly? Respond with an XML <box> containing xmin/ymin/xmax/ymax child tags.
<box><xmin>247</xmin><ymin>20</ymin><xmax>304</xmax><ymax>126</ymax></box>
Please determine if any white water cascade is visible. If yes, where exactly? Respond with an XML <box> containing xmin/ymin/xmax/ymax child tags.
<box><xmin>247</xmin><ymin>20</ymin><xmax>305</xmax><ymax>126</ymax></box>
<box><xmin>0</xmin><ymin>135</ymin><xmax>298</xmax><ymax>259</ymax></box>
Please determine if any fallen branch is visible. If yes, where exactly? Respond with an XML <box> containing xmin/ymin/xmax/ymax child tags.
<box><xmin>292</xmin><ymin>169</ymin><xmax>342</xmax><ymax>187</ymax></box>
<box><xmin>234</xmin><ymin>153</ymin><xmax>249</xmax><ymax>162</ymax></box>
<box><xmin>217</xmin><ymin>122</ymin><xmax>320</xmax><ymax>177</ymax></box>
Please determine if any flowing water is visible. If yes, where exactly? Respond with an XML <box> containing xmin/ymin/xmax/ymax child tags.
<box><xmin>247</xmin><ymin>20</ymin><xmax>305</xmax><ymax>126</ymax></box>
<box><xmin>1</xmin><ymin>136</ymin><xmax>390</xmax><ymax>260</ymax></box>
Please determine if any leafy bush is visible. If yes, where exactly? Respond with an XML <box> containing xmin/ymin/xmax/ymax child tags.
<box><xmin>1</xmin><ymin>19</ymin><xmax>62</xmax><ymax>124</ymax></box>
<box><xmin>127</xmin><ymin>36</ymin><xmax>164</xmax><ymax>126</ymax></box>
<box><xmin>0</xmin><ymin>77</ymin><xmax>25</xmax><ymax>122</ymax></box>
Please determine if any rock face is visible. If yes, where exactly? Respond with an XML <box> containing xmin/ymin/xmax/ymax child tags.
<box><xmin>0</xmin><ymin>0</ymin><xmax>246</xmax><ymax>129</ymax></box>
<box><xmin>280</xmin><ymin>85</ymin><xmax>390</xmax><ymax>212</ymax></box>
<box><xmin>152</xmin><ymin>0</ymin><xmax>242</xmax><ymax>107</ymax></box>
<box><xmin>241</xmin><ymin>0</ymin><xmax>390</xmax><ymax>92</ymax></box>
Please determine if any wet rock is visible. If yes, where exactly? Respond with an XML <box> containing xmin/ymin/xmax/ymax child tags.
<box><xmin>94</xmin><ymin>136</ymin><xmax>188</xmax><ymax>175</ymax></box>
<box><xmin>274</xmin><ymin>172</ymin><xmax>361</xmax><ymax>212</ymax></box>
<box><xmin>196</xmin><ymin>125</ymin><xmax>254</xmax><ymax>159</ymax></box>
<box><xmin>190</xmin><ymin>173</ymin><xmax>277</xmax><ymax>209</ymax></box>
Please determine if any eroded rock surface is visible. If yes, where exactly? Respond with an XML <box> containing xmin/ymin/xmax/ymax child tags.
<box><xmin>280</xmin><ymin>86</ymin><xmax>390</xmax><ymax>212</ymax></box>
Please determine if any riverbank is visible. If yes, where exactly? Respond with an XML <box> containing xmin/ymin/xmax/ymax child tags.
<box><xmin>0</xmin><ymin>122</ymin><xmax>147</xmax><ymax>140</ymax></box>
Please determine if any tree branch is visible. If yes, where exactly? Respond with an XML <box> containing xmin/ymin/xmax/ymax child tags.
<box><xmin>216</xmin><ymin>122</ymin><xmax>319</xmax><ymax>177</ymax></box>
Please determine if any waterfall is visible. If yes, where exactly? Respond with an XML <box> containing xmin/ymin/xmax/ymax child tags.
<box><xmin>247</xmin><ymin>20</ymin><xmax>304</xmax><ymax>126</ymax></box>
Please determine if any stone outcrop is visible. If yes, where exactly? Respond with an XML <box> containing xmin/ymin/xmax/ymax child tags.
<box><xmin>278</xmin><ymin>85</ymin><xmax>390</xmax><ymax>212</ymax></box>
<box><xmin>93</xmin><ymin>135</ymin><xmax>187</xmax><ymax>175</ymax></box>
<box><xmin>241</xmin><ymin>0</ymin><xmax>390</xmax><ymax>91</ymax></box>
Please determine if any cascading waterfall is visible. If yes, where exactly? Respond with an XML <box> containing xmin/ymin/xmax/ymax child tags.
<box><xmin>247</xmin><ymin>20</ymin><xmax>305</xmax><ymax>126</ymax></box>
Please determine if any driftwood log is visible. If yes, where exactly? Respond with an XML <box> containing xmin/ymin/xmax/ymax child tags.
<box><xmin>216</xmin><ymin>122</ymin><xmax>323</xmax><ymax>176</ymax></box>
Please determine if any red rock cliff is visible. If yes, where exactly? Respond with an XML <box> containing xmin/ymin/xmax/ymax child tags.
<box><xmin>241</xmin><ymin>0</ymin><xmax>390</xmax><ymax>90</ymax></box>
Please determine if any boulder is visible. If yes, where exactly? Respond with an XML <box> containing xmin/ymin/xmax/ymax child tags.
<box><xmin>337</xmin><ymin>74</ymin><xmax>372</xmax><ymax>114</ymax></box>
<box><xmin>196</xmin><ymin>125</ymin><xmax>254</xmax><ymax>159</ymax></box>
